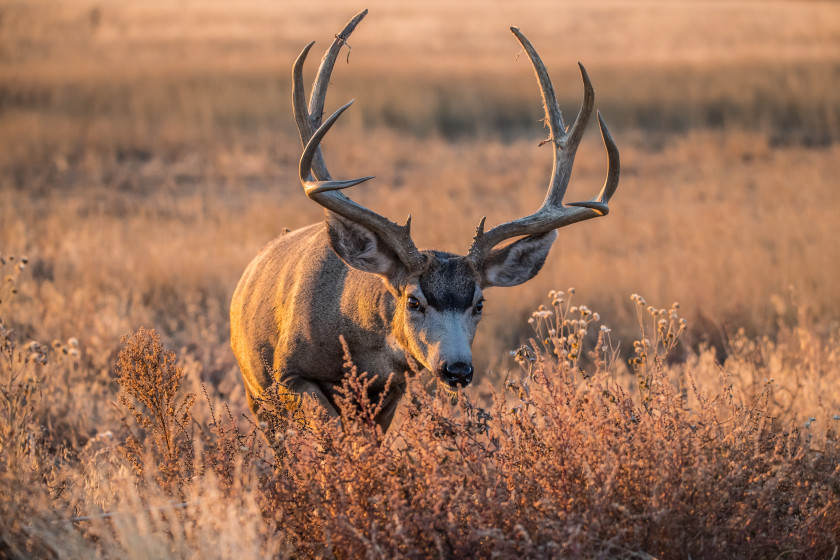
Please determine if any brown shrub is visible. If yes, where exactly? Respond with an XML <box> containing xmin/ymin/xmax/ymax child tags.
<box><xmin>2</xmin><ymin>252</ymin><xmax>840</xmax><ymax>558</ymax></box>
<box><xmin>116</xmin><ymin>328</ymin><xmax>195</xmax><ymax>495</ymax></box>
<box><xmin>252</xmin><ymin>292</ymin><xmax>840</xmax><ymax>558</ymax></box>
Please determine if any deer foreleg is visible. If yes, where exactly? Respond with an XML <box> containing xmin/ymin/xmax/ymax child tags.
<box><xmin>282</xmin><ymin>378</ymin><xmax>339</xmax><ymax>421</ymax></box>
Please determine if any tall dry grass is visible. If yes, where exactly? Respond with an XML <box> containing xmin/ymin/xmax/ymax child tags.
<box><xmin>3</xmin><ymin>267</ymin><xmax>840</xmax><ymax>558</ymax></box>
<box><xmin>3</xmin><ymin>128</ymin><xmax>839</xmax><ymax>379</ymax></box>
<box><xmin>3</xmin><ymin>0</ymin><xmax>840</xmax><ymax>556</ymax></box>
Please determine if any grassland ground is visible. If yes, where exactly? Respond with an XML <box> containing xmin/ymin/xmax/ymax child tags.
<box><xmin>2</xmin><ymin>0</ymin><xmax>840</xmax><ymax>557</ymax></box>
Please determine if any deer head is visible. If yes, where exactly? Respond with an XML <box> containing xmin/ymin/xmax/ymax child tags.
<box><xmin>292</xmin><ymin>10</ymin><xmax>619</xmax><ymax>389</ymax></box>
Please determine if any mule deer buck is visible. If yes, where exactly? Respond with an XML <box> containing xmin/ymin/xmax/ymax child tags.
<box><xmin>230</xmin><ymin>10</ymin><xmax>620</xmax><ymax>432</ymax></box>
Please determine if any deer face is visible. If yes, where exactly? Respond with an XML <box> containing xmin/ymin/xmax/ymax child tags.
<box><xmin>326</xmin><ymin>214</ymin><xmax>559</xmax><ymax>388</ymax></box>
<box><xmin>393</xmin><ymin>253</ymin><xmax>483</xmax><ymax>388</ymax></box>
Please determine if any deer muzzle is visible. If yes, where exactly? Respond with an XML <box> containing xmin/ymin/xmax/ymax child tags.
<box><xmin>439</xmin><ymin>361</ymin><xmax>473</xmax><ymax>388</ymax></box>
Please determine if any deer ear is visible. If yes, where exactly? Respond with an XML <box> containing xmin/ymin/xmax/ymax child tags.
<box><xmin>325</xmin><ymin>214</ymin><xmax>405</xmax><ymax>280</ymax></box>
<box><xmin>479</xmin><ymin>230</ymin><xmax>558</xmax><ymax>288</ymax></box>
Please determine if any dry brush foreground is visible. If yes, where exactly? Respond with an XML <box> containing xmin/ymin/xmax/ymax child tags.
<box><xmin>2</xmin><ymin>269</ymin><xmax>840</xmax><ymax>558</ymax></box>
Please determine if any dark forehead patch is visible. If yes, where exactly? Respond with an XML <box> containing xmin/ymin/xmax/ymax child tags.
<box><xmin>418</xmin><ymin>252</ymin><xmax>478</xmax><ymax>311</ymax></box>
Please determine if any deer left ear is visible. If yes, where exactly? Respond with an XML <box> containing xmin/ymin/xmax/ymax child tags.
<box><xmin>479</xmin><ymin>230</ymin><xmax>558</xmax><ymax>288</ymax></box>
<box><xmin>325</xmin><ymin>213</ymin><xmax>406</xmax><ymax>281</ymax></box>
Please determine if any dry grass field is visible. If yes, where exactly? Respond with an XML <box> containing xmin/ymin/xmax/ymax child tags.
<box><xmin>3</xmin><ymin>0</ymin><xmax>840</xmax><ymax>557</ymax></box>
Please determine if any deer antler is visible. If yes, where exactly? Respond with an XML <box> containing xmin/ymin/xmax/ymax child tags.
<box><xmin>467</xmin><ymin>27</ymin><xmax>620</xmax><ymax>267</ymax></box>
<box><xmin>293</xmin><ymin>10</ymin><xmax>425</xmax><ymax>273</ymax></box>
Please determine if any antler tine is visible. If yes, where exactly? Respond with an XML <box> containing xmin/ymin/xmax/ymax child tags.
<box><xmin>511</xmin><ymin>28</ymin><xmax>595</xmax><ymax>209</ymax></box>
<box><xmin>309</xmin><ymin>9</ymin><xmax>369</xmax><ymax>131</ymax></box>
<box><xmin>597</xmin><ymin>111</ymin><xmax>621</xmax><ymax>203</ymax></box>
<box><xmin>510</xmin><ymin>27</ymin><xmax>566</xmax><ymax>152</ymax></box>
<box><xmin>566</xmin><ymin>110</ymin><xmax>620</xmax><ymax>214</ymax></box>
<box><xmin>294</xmin><ymin>12</ymin><xmax>425</xmax><ymax>273</ymax></box>
<box><xmin>293</xmin><ymin>41</ymin><xmax>330</xmax><ymax>182</ymax></box>
<box><xmin>293</xmin><ymin>10</ymin><xmax>368</xmax><ymax>182</ymax></box>
<box><xmin>300</xmin><ymin>100</ymin><xmax>375</xmax><ymax>195</ymax></box>
<box><xmin>292</xmin><ymin>41</ymin><xmax>317</xmax><ymax>143</ymax></box>
<box><xmin>467</xmin><ymin>29</ymin><xmax>620</xmax><ymax>266</ymax></box>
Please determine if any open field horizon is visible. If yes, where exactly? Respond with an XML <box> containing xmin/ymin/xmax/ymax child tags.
<box><xmin>3</xmin><ymin>1</ymin><xmax>840</xmax><ymax>557</ymax></box>
<box><xmin>4</xmin><ymin>0</ymin><xmax>840</xmax><ymax>163</ymax></box>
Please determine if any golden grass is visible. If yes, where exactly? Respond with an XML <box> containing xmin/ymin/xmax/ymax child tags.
<box><xmin>3</xmin><ymin>277</ymin><xmax>840</xmax><ymax>558</ymax></box>
<box><xmin>3</xmin><ymin>129</ymin><xmax>838</xmax><ymax>376</ymax></box>
<box><xmin>3</xmin><ymin>0</ymin><xmax>840</xmax><ymax>556</ymax></box>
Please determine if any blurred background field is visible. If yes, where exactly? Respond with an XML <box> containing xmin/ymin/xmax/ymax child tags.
<box><xmin>3</xmin><ymin>1</ymin><xmax>840</xmax><ymax>556</ymax></box>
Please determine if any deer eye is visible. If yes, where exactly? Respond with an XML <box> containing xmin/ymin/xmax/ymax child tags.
<box><xmin>474</xmin><ymin>299</ymin><xmax>484</xmax><ymax>315</ymax></box>
<box><xmin>407</xmin><ymin>295</ymin><xmax>423</xmax><ymax>311</ymax></box>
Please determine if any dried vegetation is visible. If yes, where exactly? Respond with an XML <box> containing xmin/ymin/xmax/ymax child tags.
<box><xmin>2</xmin><ymin>0</ymin><xmax>840</xmax><ymax>557</ymax></box>
<box><xmin>2</xmin><ymin>268</ymin><xmax>840</xmax><ymax>557</ymax></box>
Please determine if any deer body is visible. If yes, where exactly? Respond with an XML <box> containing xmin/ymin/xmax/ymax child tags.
<box><xmin>231</xmin><ymin>220</ymin><xmax>515</xmax><ymax>430</ymax></box>
<box><xmin>230</xmin><ymin>10</ymin><xmax>620</xmax><ymax>432</ymax></box>
<box><xmin>231</xmin><ymin>224</ymin><xmax>409</xmax><ymax>429</ymax></box>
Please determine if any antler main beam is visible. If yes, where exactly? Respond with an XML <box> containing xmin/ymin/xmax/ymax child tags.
<box><xmin>467</xmin><ymin>27</ymin><xmax>620</xmax><ymax>266</ymax></box>
<box><xmin>293</xmin><ymin>10</ymin><xmax>425</xmax><ymax>273</ymax></box>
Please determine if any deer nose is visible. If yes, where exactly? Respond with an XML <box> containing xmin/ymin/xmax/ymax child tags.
<box><xmin>441</xmin><ymin>362</ymin><xmax>473</xmax><ymax>387</ymax></box>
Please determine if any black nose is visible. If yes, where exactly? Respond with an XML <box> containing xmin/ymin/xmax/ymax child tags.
<box><xmin>440</xmin><ymin>362</ymin><xmax>473</xmax><ymax>387</ymax></box>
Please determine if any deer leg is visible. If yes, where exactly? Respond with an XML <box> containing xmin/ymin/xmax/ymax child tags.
<box><xmin>247</xmin><ymin>377</ymin><xmax>338</xmax><ymax>430</ymax></box>
<box><xmin>374</xmin><ymin>382</ymin><xmax>406</xmax><ymax>432</ymax></box>
<box><xmin>282</xmin><ymin>377</ymin><xmax>340</xmax><ymax>420</ymax></box>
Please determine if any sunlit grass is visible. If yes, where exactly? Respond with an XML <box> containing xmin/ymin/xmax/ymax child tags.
<box><xmin>3</xmin><ymin>272</ymin><xmax>839</xmax><ymax>557</ymax></box>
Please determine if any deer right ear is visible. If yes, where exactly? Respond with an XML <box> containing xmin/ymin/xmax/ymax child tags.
<box><xmin>479</xmin><ymin>230</ymin><xmax>558</xmax><ymax>288</ymax></box>
<box><xmin>325</xmin><ymin>214</ymin><xmax>406</xmax><ymax>281</ymax></box>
